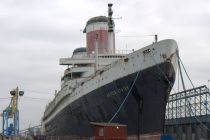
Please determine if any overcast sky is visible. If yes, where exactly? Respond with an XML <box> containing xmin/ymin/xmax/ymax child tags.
<box><xmin>0</xmin><ymin>0</ymin><xmax>210</xmax><ymax>130</ymax></box>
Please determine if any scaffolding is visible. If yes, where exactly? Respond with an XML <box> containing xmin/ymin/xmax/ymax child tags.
<box><xmin>165</xmin><ymin>85</ymin><xmax>210</xmax><ymax>126</ymax></box>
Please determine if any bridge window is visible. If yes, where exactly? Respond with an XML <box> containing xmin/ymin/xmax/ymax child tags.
<box><xmin>72</xmin><ymin>72</ymin><xmax>83</xmax><ymax>79</ymax></box>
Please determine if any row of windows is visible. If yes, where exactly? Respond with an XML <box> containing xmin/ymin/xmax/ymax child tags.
<box><xmin>98</xmin><ymin>55</ymin><xmax>124</xmax><ymax>58</ymax></box>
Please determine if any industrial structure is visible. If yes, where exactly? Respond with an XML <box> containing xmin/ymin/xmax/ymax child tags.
<box><xmin>0</xmin><ymin>87</ymin><xmax>24</xmax><ymax>138</ymax></box>
<box><xmin>165</xmin><ymin>85</ymin><xmax>210</xmax><ymax>139</ymax></box>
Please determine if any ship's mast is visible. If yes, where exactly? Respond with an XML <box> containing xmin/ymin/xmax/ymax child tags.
<box><xmin>108</xmin><ymin>3</ymin><xmax>115</xmax><ymax>54</ymax></box>
<box><xmin>95</xmin><ymin>34</ymin><xmax>99</xmax><ymax>73</ymax></box>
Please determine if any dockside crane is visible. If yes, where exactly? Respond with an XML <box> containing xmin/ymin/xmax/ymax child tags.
<box><xmin>0</xmin><ymin>87</ymin><xmax>24</xmax><ymax>137</ymax></box>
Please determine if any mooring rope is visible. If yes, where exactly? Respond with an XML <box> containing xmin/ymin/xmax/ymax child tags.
<box><xmin>108</xmin><ymin>62</ymin><xmax>143</xmax><ymax>123</ymax></box>
<box><xmin>150</xmin><ymin>52</ymin><xmax>209</xmax><ymax>131</ymax></box>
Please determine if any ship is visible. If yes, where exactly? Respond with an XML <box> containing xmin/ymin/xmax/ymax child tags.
<box><xmin>42</xmin><ymin>4</ymin><xmax>178</xmax><ymax>137</ymax></box>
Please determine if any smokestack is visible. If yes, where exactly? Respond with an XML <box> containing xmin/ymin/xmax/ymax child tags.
<box><xmin>84</xmin><ymin>4</ymin><xmax>115</xmax><ymax>55</ymax></box>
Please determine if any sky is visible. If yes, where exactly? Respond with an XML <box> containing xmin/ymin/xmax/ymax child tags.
<box><xmin>0</xmin><ymin>0</ymin><xmax>210</xmax><ymax>130</ymax></box>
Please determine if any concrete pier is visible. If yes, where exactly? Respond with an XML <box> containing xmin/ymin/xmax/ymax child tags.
<box><xmin>165</xmin><ymin>123</ymin><xmax>210</xmax><ymax>140</ymax></box>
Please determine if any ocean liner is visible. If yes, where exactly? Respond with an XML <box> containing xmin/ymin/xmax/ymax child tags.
<box><xmin>42</xmin><ymin>4</ymin><xmax>178</xmax><ymax>137</ymax></box>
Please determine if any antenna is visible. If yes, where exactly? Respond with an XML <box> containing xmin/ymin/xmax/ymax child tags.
<box><xmin>117</xmin><ymin>34</ymin><xmax>158</xmax><ymax>43</ymax></box>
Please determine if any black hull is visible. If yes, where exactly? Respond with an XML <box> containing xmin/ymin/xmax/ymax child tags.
<box><xmin>44</xmin><ymin>62</ymin><xmax>176</xmax><ymax>136</ymax></box>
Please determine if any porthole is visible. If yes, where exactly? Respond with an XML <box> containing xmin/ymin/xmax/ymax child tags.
<box><xmin>124</xmin><ymin>58</ymin><xmax>129</xmax><ymax>62</ymax></box>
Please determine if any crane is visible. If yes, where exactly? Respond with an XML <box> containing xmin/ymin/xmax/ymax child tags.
<box><xmin>1</xmin><ymin>87</ymin><xmax>24</xmax><ymax>137</ymax></box>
